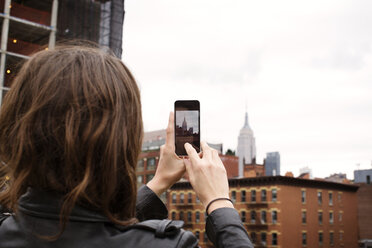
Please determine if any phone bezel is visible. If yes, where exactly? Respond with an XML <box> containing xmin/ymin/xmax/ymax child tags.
<box><xmin>174</xmin><ymin>100</ymin><xmax>200</xmax><ymax>156</ymax></box>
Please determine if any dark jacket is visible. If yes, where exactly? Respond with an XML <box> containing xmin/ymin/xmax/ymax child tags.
<box><xmin>0</xmin><ymin>186</ymin><xmax>253</xmax><ymax>248</ymax></box>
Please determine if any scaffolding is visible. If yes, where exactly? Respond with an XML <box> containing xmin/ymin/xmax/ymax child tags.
<box><xmin>0</xmin><ymin>0</ymin><xmax>125</xmax><ymax>105</ymax></box>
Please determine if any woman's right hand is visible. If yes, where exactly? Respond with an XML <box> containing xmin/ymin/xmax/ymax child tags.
<box><xmin>184</xmin><ymin>141</ymin><xmax>234</xmax><ymax>214</ymax></box>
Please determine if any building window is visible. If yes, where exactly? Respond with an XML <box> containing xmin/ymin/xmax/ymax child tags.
<box><xmin>319</xmin><ymin>232</ymin><xmax>323</xmax><ymax>246</ymax></box>
<box><xmin>339</xmin><ymin>212</ymin><xmax>342</xmax><ymax>222</ymax></box>
<box><xmin>196</xmin><ymin>196</ymin><xmax>200</xmax><ymax>204</ymax></box>
<box><xmin>318</xmin><ymin>211</ymin><xmax>323</xmax><ymax>225</ymax></box>
<box><xmin>330</xmin><ymin>232</ymin><xmax>334</xmax><ymax>246</ymax></box>
<box><xmin>137</xmin><ymin>175</ymin><xmax>143</xmax><ymax>184</ymax></box>
<box><xmin>251</xmin><ymin>210</ymin><xmax>256</xmax><ymax>224</ymax></box>
<box><xmin>260</xmin><ymin>232</ymin><xmax>267</xmax><ymax>246</ymax></box>
<box><xmin>272</xmin><ymin>233</ymin><xmax>278</xmax><ymax>245</ymax></box>
<box><xmin>339</xmin><ymin>231</ymin><xmax>343</xmax><ymax>241</ymax></box>
<box><xmin>261</xmin><ymin>189</ymin><xmax>267</xmax><ymax>202</ymax></box>
<box><xmin>272</xmin><ymin>189</ymin><xmax>277</xmax><ymax>202</ymax></box>
<box><xmin>172</xmin><ymin>193</ymin><xmax>176</xmax><ymax>204</ymax></box>
<box><xmin>188</xmin><ymin>192</ymin><xmax>192</xmax><ymax>204</ymax></box>
<box><xmin>338</xmin><ymin>192</ymin><xmax>342</xmax><ymax>202</ymax></box>
<box><xmin>261</xmin><ymin>211</ymin><xmax>267</xmax><ymax>223</ymax></box>
<box><xmin>367</xmin><ymin>175</ymin><xmax>371</xmax><ymax>184</ymax></box>
<box><xmin>171</xmin><ymin>212</ymin><xmax>176</xmax><ymax>220</ymax></box>
<box><xmin>204</xmin><ymin>232</ymin><xmax>209</xmax><ymax>243</ymax></box>
<box><xmin>302</xmin><ymin>232</ymin><xmax>307</xmax><ymax>246</ymax></box>
<box><xmin>301</xmin><ymin>190</ymin><xmax>306</xmax><ymax>203</ymax></box>
<box><xmin>231</xmin><ymin>191</ymin><xmax>236</xmax><ymax>203</ymax></box>
<box><xmin>147</xmin><ymin>157</ymin><xmax>156</xmax><ymax>170</ymax></box>
<box><xmin>302</xmin><ymin>211</ymin><xmax>306</xmax><ymax>224</ymax></box>
<box><xmin>329</xmin><ymin>192</ymin><xmax>333</xmax><ymax>206</ymax></box>
<box><xmin>318</xmin><ymin>191</ymin><xmax>322</xmax><ymax>204</ymax></box>
<box><xmin>187</xmin><ymin>211</ymin><xmax>192</xmax><ymax>222</ymax></box>
<box><xmin>251</xmin><ymin>190</ymin><xmax>256</xmax><ymax>202</ymax></box>
<box><xmin>241</xmin><ymin>211</ymin><xmax>246</xmax><ymax>222</ymax></box>
<box><xmin>196</xmin><ymin>211</ymin><xmax>200</xmax><ymax>223</ymax></box>
<box><xmin>180</xmin><ymin>193</ymin><xmax>184</xmax><ymax>204</ymax></box>
<box><xmin>241</xmin><ymin>190</ymin><xmax>246</xmax><ymax>202</ymax></box>
<box><xmin>195</xmin><ymin>231</ymin><xmax>200</xmax><ymax>240</ymax></box>
<box><xmin>251</xmin><ymin>232</ymin><xmax>257</xmax><ymax>244</ymax></box>
<box><xmin>272</xmin><ymin>210</ymin><xmax>277</xmax><ymax>224</ymax></box>
<box><xmin>146</xmin><ymin>174</ymin><xmax>154</xmax><ymax>182</ymax></box>
<box><xmin>137</xmin><ymin>159</ymin><xmax>144</xmax><ymax>172</ymax></box>
<box><xmin>329</xmin><ymin>212</ymin><xmax>334</xmax><ymax>224</ymax></box>
<box><xmin>179</xmin><ymin>211</ymin><xmax>184</xmax><ymax>221</ymax></box>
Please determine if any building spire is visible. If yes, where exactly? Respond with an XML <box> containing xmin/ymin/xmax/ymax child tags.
<box><xmin>244</xmin><ymin>112</ymin><xmax>249</xmax><ymax>128</ymax></box>
<box><xmin>244</xmin><ymin>100</ymin><xmax>249</xmax><ymax>128</ymax></box>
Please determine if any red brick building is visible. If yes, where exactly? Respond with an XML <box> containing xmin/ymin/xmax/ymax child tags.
<box><xmin>356</xmin><ymin>183</ymin><xmax>372</xmax><ymax>248</ymax></box>
<box><xmin>168</xmin><ymin>176</ymin><xmax>359</xmax><ymax>248</ymax></box>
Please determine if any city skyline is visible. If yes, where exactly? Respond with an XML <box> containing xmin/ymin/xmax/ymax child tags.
<box><xmin>123</xmin><ymin>0</ymin><xmax>372</xmax><ymax>179</ymax></box>
<box><xmin>175</xmin><ymin>110</ymin><xmax>199</xmax><ymax>134</ymax></box>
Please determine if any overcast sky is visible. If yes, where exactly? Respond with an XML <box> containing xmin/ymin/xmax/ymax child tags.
<box><xmin>123</xmin><ymin>0</ymin><xmax>372</xmax><ymax>179</ymax></box>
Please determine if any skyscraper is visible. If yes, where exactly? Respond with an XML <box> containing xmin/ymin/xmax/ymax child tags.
<box><xmin>265</xmin><ymin>152</ymin><xmax>280</xmax><ymax>176</ymax></box>
<box><xmin>237</xmin><ymin>112</ymin><xmax>256</xmax><ymax>177</ymax></box>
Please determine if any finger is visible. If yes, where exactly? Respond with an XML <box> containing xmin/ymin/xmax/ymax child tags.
<box><xmin>200</xmin><ymin>141</ymin><xmax>212</xmax><ymax>160</ymax></box>
<box><xmin>184</xmin><ymin>143</ymin><xmax>200</xmax><ymax>164</ymax></box>
<box><xmin>165</xmin><ymin>112</ymin><xmax>175</xmax><ymax>148</ymax></box>
<box><xmin>212</xmin><ymin>149</ymin><xmax>225</xmax><ymax>168</ymax></box>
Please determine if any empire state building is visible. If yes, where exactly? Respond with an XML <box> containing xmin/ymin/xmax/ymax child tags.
<box><xmin>182</xmin><ymin>117</ymin><xmax>187</xmax><ymax>131</ymax></box>
<box><xmin>237</xmin><ymin>112</ymin><xmax>256</xmax><ymax>177</ymax></box>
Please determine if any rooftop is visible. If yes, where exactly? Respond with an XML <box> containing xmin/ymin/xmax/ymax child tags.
<box><xmin>171</xmin><ymin>176</ymin><xmax>359</xmax><ymax>192</ymax></box>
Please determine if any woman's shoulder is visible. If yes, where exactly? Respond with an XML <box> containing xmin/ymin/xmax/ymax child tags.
<box><xmin>117</xmin><ymin>219</ymin><xmax>198</xmax><ymax>248</ymax></box>
<box><xmin>0</xmin><ymin>213</ymin><xmax>198</xmax><ymax>248</ymax></box>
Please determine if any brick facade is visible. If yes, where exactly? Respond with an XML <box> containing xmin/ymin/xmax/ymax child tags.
<box><xmin>168</xmin><ymin>177</ymin><xmax>358</xmax><ymax>248</ymax></box>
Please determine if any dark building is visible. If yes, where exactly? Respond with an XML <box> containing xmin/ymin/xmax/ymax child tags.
<box><xmin>354</xmin><ymin>169</ymin><xmax>372</xmax><ymax>184</ymax></box>
<box><xmin>0</xmin><ymin>0</ymin><xmax>125</xmax><ymax>105</ymax></box>
<box><xmin>265</xmin><ymin>152</ymin><xmax>280</xmax><ymax>176</ymax></box>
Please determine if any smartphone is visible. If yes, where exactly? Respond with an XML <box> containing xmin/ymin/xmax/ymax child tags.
<box><xmin>174</xmin><ymin>100</ymin><xmax>200</xmax><ymax>156</ymax></box>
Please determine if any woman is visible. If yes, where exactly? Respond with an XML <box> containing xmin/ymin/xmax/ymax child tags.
<box><xmin>0</xmin><ymin>45</ymin><xmax>252</xmax><ymax>247</ymax></box>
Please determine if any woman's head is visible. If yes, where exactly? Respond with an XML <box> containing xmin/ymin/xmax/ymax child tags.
<box><xmin>0</xmin><ymin>45</ymin><xmax>143</xmax><ymax>226</ymax></box>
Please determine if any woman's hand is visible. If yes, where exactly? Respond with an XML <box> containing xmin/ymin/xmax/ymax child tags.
<box><xmin>147</xmin><ymin>112</ymin><xmax>185</xmax><ymax>196</ymax></box>
<box><xmin>184</xmin><ymin>141</ymin><xmax>234</xmax><ymax>214</ymax></box>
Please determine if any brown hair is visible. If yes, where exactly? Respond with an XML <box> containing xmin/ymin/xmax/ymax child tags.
<box><xmin>0</xmin><ymin>45</ymin><xmax>143</xmax><ymax>233</ymax></box>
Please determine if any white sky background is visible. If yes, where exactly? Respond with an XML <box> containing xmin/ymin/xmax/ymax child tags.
<box><xmin>123</xmin><ymin>0</ymin><xmax>372</xmax><ymax>179</ymax></box>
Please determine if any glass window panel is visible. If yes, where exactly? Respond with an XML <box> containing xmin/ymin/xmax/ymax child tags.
<box><xmin>251</xmin><ymin>190</ymin><xmax>256</xmax><ymax>202</ymax></box>
<box><xmin>261</xmin><ymin>190</ymin><xmax>267</xmax><ymax>202</ymax></box>
<box><xmin>272</xmin><ymin>189</ymin><xmax>277</xmax><ymax>202</ymax></box>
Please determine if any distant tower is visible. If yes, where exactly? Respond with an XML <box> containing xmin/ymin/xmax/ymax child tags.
<box><xmin>182</xmin><ymin>117</ymin><xmax>187</xmax><ymax>131</ymax></box>
<box><xmin>265</xmin><ymin>152</ymin><xmax>281</xmax><ymax>176</ymax></box>
<box><xmin>237</xmin><ymin>112</ymin><xmax>256</xmax><ymax>177</ymax></box>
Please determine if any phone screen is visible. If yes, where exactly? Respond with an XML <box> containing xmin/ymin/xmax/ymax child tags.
<box><xmin>174</xmin><ymin>100</ymin><xmax>200</xmax><ymax>156</ymax></box>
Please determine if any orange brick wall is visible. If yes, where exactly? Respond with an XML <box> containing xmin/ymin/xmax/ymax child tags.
<box><xmin>168</xmin><ymin>178</ymin><xmax>358</xmax><ymax>248</ymax></box>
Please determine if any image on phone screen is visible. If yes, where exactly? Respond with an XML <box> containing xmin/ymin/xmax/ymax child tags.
<box><xmin>175</xmin><ymin>101</ymin><xmax>200</xmax><ymax>156</ymax></box>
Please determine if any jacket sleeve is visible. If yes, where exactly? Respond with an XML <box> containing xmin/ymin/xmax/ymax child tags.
<box><xmin>136</xmin><ymin>185</ymin><xmax>168</xmax><ymax>221</ymax></box>
<box><xmin>206</xmin><ymin>207</ymin><xmax>253</xmax><ymax>248</ymax></box>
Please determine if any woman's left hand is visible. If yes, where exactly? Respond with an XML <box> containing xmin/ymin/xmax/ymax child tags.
<box><xmin>147</xmin><ymin>112</ymin><xmax>185</xmax><ymax>196</ymax></box>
